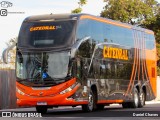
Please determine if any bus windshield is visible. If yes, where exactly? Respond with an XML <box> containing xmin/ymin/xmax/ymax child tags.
<box><xmin>16</xmin><ymin>51</ymin><xmax>70</xmax><ymax>86</ymax></box>
<box><xmin>18</xmin><ymin>20</ymin><xmax>76</xmax><ymax>49</ymax></box>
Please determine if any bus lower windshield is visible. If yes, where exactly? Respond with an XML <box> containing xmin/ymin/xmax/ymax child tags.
<box><xmin>16</xmin><ymin>51</ymin><xmax>70</xmax><ymax>86</ymax></box>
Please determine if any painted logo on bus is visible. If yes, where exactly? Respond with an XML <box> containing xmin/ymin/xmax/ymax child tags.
<box><xmin>103</xmin><ymin>46</ymin><xmax>128</xmax><ymax>60</ymax></box>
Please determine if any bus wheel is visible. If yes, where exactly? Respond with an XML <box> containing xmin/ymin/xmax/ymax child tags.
<box><xmin>97</xmin><ymin>104</ymin><xmax>105</xmax><ymax>110</ymax></box>
<box><xmin>122</xmin><ymin>102</ymin><xmax>129</xmax><ymax>108</ymax></box>
<box><xmin>82</xmin><ymin>91</ymin><xmax>95</xmax><ymax>112</ymax></box>
<box><xmin>36</xmin><ymin>106</ymin><xmax>48</xmax><ymax>114</ymax></box>
<box><xmin>130</xmin><ymin>89</ymin><xmax>139</xmax><ymax>108</ymax></box>
<box><xmin>138</xmin><ymin>90</ymin><xmax>145</xmax><ymax>108</ymax></box>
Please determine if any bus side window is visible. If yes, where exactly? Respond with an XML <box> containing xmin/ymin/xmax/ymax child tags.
<box><xmin>77</xmin><ymin>39</ymin><xmax>92</xmax><ymax>58</ymax></box>
<box><xmin>76</xmin><ymin>19</ymin><xmax>90</xmax><ymax>40</ymax></box>
<box><xmin>145</xmin><ymin>34</ymin><xmax>155</xmax><ymax>49</ymax></box>
<box><xmin>75</xmin><ymin>39</ymin><xmax>92</xmax><ymax>81</ymax></box>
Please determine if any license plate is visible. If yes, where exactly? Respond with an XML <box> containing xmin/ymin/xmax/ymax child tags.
<box><xmin>37</xmin><ymin>102</ymin><xmax>47</xmax><ymax>105</ymax></box>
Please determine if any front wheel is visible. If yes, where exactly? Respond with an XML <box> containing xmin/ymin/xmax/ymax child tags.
<box><xmin>82</xmin><ymin>91</ymin><xmax>96</xmax><ymax>112</ymax></box>
<box><xmin>97</xmin><ymin>104</ymin><xmax>105</xmax><ymax>110</ymax></box>
<box><xmin>36</xmin><ymin>106</ymin><xmax>48</xmax><ymax>114</ymax></box>
<box><xmin>122</xmin><ymin>102</ymin><xmax>129</xmax><ymax>108</ymax></box>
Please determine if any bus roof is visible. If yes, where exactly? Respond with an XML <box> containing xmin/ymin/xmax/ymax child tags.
<box><xmin>24</xmin><ymin>13</ymin><xmax>154</xmax><ymax>35</ymax></box>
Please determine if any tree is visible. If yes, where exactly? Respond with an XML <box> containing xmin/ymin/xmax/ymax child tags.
<box><xmin>72</xmin><ymin>0</ymin><xmax>87</xmax><ymax>13</ymax></box>
<box><xmin>140</xmin><ymin>4</ymin><xmax>160</xmax><ymax>71</ymax></box>
<box><xmin>141</xmin><ymin>5</ymin><xmax>160</xmax><ymax>43</ymax></box>
<box><xmin>101</xmin><ymin>0</ymin><xmax>158</xmax><ymax>25</ymax></box>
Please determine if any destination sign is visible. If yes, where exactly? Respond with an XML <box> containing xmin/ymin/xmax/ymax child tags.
<box><xmin>30</xmin><ymin>26</ymin><xmax>56</xmax><ymax>31</ymax></box>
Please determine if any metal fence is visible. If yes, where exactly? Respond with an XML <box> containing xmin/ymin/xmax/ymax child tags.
<box><xmin>0</xmin><ymin>69</ymin><xmax>17</xmax><ymax>109</ymax></box>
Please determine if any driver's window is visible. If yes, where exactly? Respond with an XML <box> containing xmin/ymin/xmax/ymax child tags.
<box><xmin>77</xmin><ymin>40</ymin><xmax>92</xmax><ymax>58</ymax></box>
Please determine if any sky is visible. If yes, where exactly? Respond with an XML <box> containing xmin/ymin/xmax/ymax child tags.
<box><xmin>0</xmin><ymin>0</ymin><xmax>160</xmax><ymax>56</ymax></box>
<box><xmin>0</xmin><ymin>0</ymin><xmax>105</xmax><ymax>55</ymax></box>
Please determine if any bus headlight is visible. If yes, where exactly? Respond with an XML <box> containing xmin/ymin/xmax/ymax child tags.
<box><xmin>60</xmin><ymin>83</ymin><xmax>80</xmax><ymax>94</ymax></box>
<box><xmin>16</xmin><ymin>87</ymin><xmax>25</xmax><ymax>95</ymax></box>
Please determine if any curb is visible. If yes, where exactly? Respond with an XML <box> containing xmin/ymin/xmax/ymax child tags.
<box><xmin>146</xmin><ymin>100</ymin><xmax>160</xmax><ymax>104</ymax></box>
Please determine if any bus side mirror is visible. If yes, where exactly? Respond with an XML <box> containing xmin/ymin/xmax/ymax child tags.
<box><xmin>2</xmin><ymin>49</ymin><xmax>9</xmax><ymax>64</ymax></box>
<box><xmin>17</xmin><ymin>51</ymin><xmax>23</xmax><ymax>63</ymax></box>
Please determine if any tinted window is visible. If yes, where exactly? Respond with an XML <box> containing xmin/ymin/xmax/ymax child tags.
<box><xmin>110</xmin><ymin>25</ymin><xmax>134</xmax><ymax>47</ymax></box>
<box><xmin>90</xmin><ymin>20</ymin><xmax>103</xmax><ymax>43</ymax></box>
<box><xmin>77</xmin><ymin>19</ymin><xmax>134</xmax><ymax>47</ymax></box>
<box><xmin>18</xmin><ymin>20</ymin><xmax>76</xmax><ymax>49</ymax></box>
<box><xmin>77</xmin><ymin>19</ymin><xmax>90</xmax><ymax>40</ymax></box>
<box><xmin>77</xmin><ymin>39</ymin><xmax>92</xmax><ymax>58</ymax></box>
<box><xmin>103</xmin><ymin>24</ymin><xmax>111</xmax><ymax>43</ymax></box>
<box><xmin>145</xmin><ymin>34</ymin><xmax>155</xmax><ymax>49</ymax></box>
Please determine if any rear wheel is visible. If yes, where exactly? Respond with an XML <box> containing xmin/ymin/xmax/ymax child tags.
<box><xmin>36</xmin><ymin>106</ymin><xmax>48</xmax><ymax>114</ymax></box>
<box><xmin>138</xmin><ymin>90</ymin><xmax>145</xmax><ymax>108</ymax></box>
<box><xmin>82</xmin><ymin>91</ymin><xmax>96</xmax><ymax>112</ymax></box>
<box><xmin>129</xmin><ymin>89</ymin><xmax>139</xmax><ymax>108</ymax></box>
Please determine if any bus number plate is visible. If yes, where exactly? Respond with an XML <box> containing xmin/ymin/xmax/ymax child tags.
<box><xmin>37</xmin><ymin>102</ymin><xmax>47</xmax><ymax>105</ymax></box>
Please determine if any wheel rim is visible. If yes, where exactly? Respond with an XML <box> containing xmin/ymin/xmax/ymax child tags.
<box><xmin>88</xmin><ymin>92</ymin><xmax>93</xmax><ymax>111</ymax></box>
<box><xmin>140</xmin><ymin>92</ymin><xmax>145</xmax><ymax>105</ymax></box>
<box><xmin>134</xmin><ymin>91</ymin><xmax>139</xmax><ymax>107</ymax></box>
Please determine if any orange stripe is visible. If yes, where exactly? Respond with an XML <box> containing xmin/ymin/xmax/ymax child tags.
<box><xmin>80</xmin><ymin>15</ymin><xmax>131</xmax><ymax>29</ymax></box>
<box><xmin>138</xmin><ymin>39</ymin><xmax>140</xmax><ymax>82</ymax></box>
<box><xmin>125</xmin><ymin>30</ymin><xmax>137</xmax><ymax>95</ymax></box>
<box><xmin>97</xmin><ymin>100</ymin><xmax>123</xmax><ymax>104</ymax></box>
<box><xmin>130</xmin><ymin>30</ymin><xmax>139</xmax><ymax>92</ymax></box>
<box><xmin>145</xmin><ymin>30</ymin><xmax>154</xmax><ymax>35</ymax></box>
<box><xmin>138</xmin><ymin>32</ymin><xmax>141</xmax><ymax>82</ymax></box>
<box><xmin>141</xmin><ymin>32</ymin><xmax>145</xmax><ymax>81</ymax></box>
<box><xmin>143</xmin><ymin>32</ymin><xmax>147</xmax><ymax>82</ymax></box>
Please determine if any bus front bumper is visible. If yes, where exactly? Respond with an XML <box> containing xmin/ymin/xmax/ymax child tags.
<box><xmin>17</xmin><ymin>97</ymin><xmax>88</xmax><ymax>107</ymax></box>
<box><xmin>17</xmin><ymin>85</ymin><xmax>88</xmax><ymax>107</ymax></box>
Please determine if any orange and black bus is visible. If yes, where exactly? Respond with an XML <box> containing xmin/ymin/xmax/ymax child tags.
<box><xmin>15</xmin><ymin>14</ymin><xmax>157</xmax><ymax>113</ymax></box>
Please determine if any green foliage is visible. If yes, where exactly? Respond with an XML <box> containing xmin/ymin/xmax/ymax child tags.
<box><xmin>157</xmin><ymin>43</ymin><xmax>160</xmax><ymax>62</ymax></box>
<box><xmin>101</xmin><ymin>0</ymin><xmax>157</xmax><ymax>25</ymax></box>
<box><xmin>72</xmin><ymin>8</ymin><xmax>82</xmax><ymax>13</ymax></box>
<box><xmin>142</xmin><ymin>12</ymin><xmax>160</xmax><ymax>43</ymax></box>
<box><xmin>157</xmin><ymin>66</ymin><xmax>160</xmax><ymax>76</ymax></box>
<box><xmin>72</xmin><ymin>0</ymin><xmax>87</xmax><ymax>13</ymax></box>
<box><xmin>78</xmin><ymin>0</ymin><xmax>87</xmax><ymax>6</ymax></box>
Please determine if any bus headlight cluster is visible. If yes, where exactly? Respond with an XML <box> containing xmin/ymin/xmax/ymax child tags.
<box><xmin>60</xmin><ymin>83</ymin><xmax>80</xmax><ymax>94</ymax></box>
<box><xmin>16</xmin><ymin>87</ymin><xmax>25</xmax><ymax>95</ymax></box>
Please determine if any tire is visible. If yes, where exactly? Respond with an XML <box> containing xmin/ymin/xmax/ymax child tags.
<box><xmin>97</xmin><ymin>104</ymin><xmax>105</xmax><ymax>110</ymax></box>
<box><xmin>138</xmin><ymin>90</ymin><xmax>145</xmax><ymax>108</ymax></box>
<box><xmin>36</xmin><ymin>106</ymin><xmax>48</xmax><ymax>114</ymax></box>
<box><xmin>129</xmin><ymin>89</ymin><xmax>139</xmax><ymax>108</ymax></box>
<box><xmin>82</xmin><ymin>91</ymin><xmax>96</xmax><ymax>112</ymax></box>
<box><xmin>122</xmin><ymin>102</ymin><xmax>129</xmax><ymax>108</ymax></box>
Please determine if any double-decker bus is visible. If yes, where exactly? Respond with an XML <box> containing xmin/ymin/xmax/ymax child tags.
<box><xmin>14</xmin><ymin>14</ymin><xmax>156</xmax><ymax>113</ymax></box>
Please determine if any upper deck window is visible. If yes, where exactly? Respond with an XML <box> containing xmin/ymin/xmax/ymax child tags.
<box><xmin>18</xmin><ymin>20</ymin><xmax>76</xmax><ymax>49</ymax></box>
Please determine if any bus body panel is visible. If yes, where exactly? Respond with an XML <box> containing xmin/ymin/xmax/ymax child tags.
<box><xmin>16</xmin><ymin>13</ymin><xmax>157</xmax><ymax>108</ymax></box>
<box><xmin>16</xmin><ymin>78</ymin><xmax>88</xmax><ymax>106</ymax></box>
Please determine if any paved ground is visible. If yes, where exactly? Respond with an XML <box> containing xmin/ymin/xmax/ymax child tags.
<box><xmin>0</xmin><ymin>101</ymin><xmax>160</xmax><ymax>120</ymax></box>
